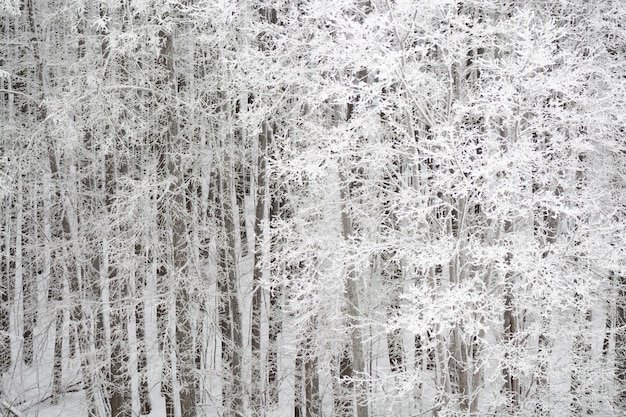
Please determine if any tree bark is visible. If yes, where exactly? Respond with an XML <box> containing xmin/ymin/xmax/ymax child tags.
<box><xmin>334</xmin><ymin>348</ymin><xmax>354</xmax><ymax>417</ymax></box>
<box><xmin>381</xmin><ymin>250</ymin><xmax>405</xmax><ymax>374</ymax></box>
<box><xmin>251</xmin><ymin>123</ymin><xmax>270</xmax><ymax>415</ymax></box>
<box><xmin>22</xmin><ymin>194</ymin><xmax>36</xmax><ymax>366</ymax></box>
<box><xmin>0</xmin><ymin>222</ymin><xmax>10</xmax><ymax>373</ymax></box>
<box><xmin>501</xmin><ymin>218</ymin><xmax>521</xmax><ymax>412</ymax></box>
<box><xmin>304</xmin><ymin>319</ymin><xmax>320</xmax><ymax>417</ymax></box>
<box><xmin>217</xmin><ymin>168</ymin><xmax>244</xmax><ymax>417</ymax></box>
<box><xmin>267</xmin><ymin>267</ymin><xmax>282</xmax><ymax>407</ymax></box>
<box><xmin>339</xmin><ymin>173</ymin><xmax>368</xmax><ymax>417</ymax></box>
<box><xmin>615</xmin><ymin>273</ymin><xmax>626</xmax><ymax>410</ymax></box>
<box><xmin>135</xmin><ymin>263</ymin><xmax>152</xmax><ymax>415</ymax></box>
<box><xmin>267</xmin><ymin>192</ymin><xmax>285</xmax><ymax>408</ymax></box>
<box><xmin>294</xmin><ymin>345</ymin><xmax>304</xmax><ymax>417</ymax></box>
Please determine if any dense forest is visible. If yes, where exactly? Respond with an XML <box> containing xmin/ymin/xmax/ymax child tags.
<box><xmin>1</xmin><ymin>0</ymin><xmax>626</xmax><ymax>416</ymax></box>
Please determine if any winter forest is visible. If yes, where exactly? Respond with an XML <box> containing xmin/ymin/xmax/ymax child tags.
<box><xmin>1</xmin><ymin>0</ymin><xmax>626</xmax><ymax>416</ymax></box>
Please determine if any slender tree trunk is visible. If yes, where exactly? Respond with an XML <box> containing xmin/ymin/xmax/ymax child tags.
<box><xmin>52</xmin><ymin>297</ymin><xmax>64</xmax><ymax>403</ymax></box>
<box><xmin>106</xmin><ymin>154</ymin><xmax>132</xmax><ymax>417</ymax></box>
<box><xmin>251</xmin><ymin>123</ymin><xmax>270</xmax><ymax>415</ymax></box>
<box><xmin>0</xmin><ymin>218</ymin><xmax>10</xmax><ymax>373</ymax></box>
<box><xmin>109</xmin><ymin>267</ymin><xmax>131</xmax><ymax>417</ymax></box>
<box><xmin>447</xmin><ymin>200</ymin><xmax>472</xmax><ymax>412</ymax></box>
<box><xmin>135</xmin><ymin>261</ymin><xmax>152</xmax><ymax>415</ymax></box>
<box><xmin>294</xmin><ymin>346</ymin><xmax>304</xmax><ymax>417</ymax></box>
<box><xmin>334</xmin><ymin>349</ymin><xmax>353</xmax><ymax>417</ymax></box>
<box><xmin>339</xmin><ymin>176</ymin><xmax>368</xmax><ymax>417</ymax></box>
<box><xmin>570</xmin><ymin>305</ymin><xmax>592</xmax><ymax>414</ymax></box>
<box><xmin>267</xmin><ymin>195</ymin><xmax>284</xmax><ymax>408</ymax></box>
<box><xmin>615</xmin><ymin>273</ymin><xmax>626</xmax><ymax>410</ymax></box>
<box><xmin>218</xmin><ymin>168</ymin><xmax>244</xmax><ymax>417</ymax></box>
<box><xmin>267</xmin><ymin>273</ymin><xmax>282</xmax><ymax>406</ymax></box>
<box><xmin>176</xmin><ymin>289</ymin><xmax>197</xmax><ymax>417</ymax></box>
<box><xmin>250</xmin><ymin>280</ymin><xmax>263</xmax><ymax>414</ymax></box>
<box><xmin>501</xmin><ymin>218</ymin><xmax>521</xmax><ymax>412</ymax></box>
<box><xmin>217</xmin><ymin>243</ymin><xmax>244</xmax><ymax>417</ymax></box>
<box><xmin>382</xmin><ymin>250</ymin><xmax>405</xmax><ymax>374</ymax></box>
<box><xmin>22</xmin><ymin>197</ymin><xmax>36</xmax><ymax>366</ymax></box>
<box><xmin>155</xmin><ymin>257</ymin><xmax>173</xmax><ymax>415</ymax></box>
<box><xmin>502</xmin><ymin>285</ymin><xmax>520</xmax><ymax>408</ymax></box>
<box><xmin>13</xmin><ymin>179</ymin><xmax>23</xmax><ymax>367</ymax></box>
<box><xmin>533</xmin><ymin>199</ymin><xmax>559</xmax><ymax>414</ymax></box>
<box><xmin>304</xmin><ymin>318</ymin><xmax>320</xmax><ymax>417</ymax></box>
<box><xmin>42</xmin><ymin>168</ymin><xmax>63</xmax><ymax>403</ymax></box>
<box><xmin>295</xmin><ymin>317</ymin><xmax>320</xmax><ymax>417</ymax></box>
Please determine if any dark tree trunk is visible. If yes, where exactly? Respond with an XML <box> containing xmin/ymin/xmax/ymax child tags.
<box><xmin>251</xmin><ymin>123</ymin><xmax>270</xmax><ymax>415</ymax></box>
<box><xmin>304</xmin><ymin>321</ymin><xmax>320</xmax><ymax>417</ymax></box>
<box><xmin>502</xmin><ymin>287</ymin><xmax>520</xmax><ymax>409</ymax></box>
<box><xmin>52</xmin><ymin>303</ymin><xmax>63</xmax><ymax>403</ymax></box>
<box><xmin>267</xmin><ymin>194</ymin><xmax>284</xmax><ymax>408</ymax></box>
<box><xmin>502</xmin><ymin>219</ymin><xmax>520</xmax><ymax>411</ymax></box>
<box><xmin>382</xmin><ymin>250</ymin><xmax>404</xmax><ymax>374</ymax></box>
<box><xmin>0</xmin><ymin>241</ymin><xmax>10</xmax><ymax>373</ymax></box>
<box><xmin>334</xmin><ymin>349</ymin><xmax>354</xmax><ymax>417</ymax></box>
<box><xmin>294</xmin><ymin>346</ymin><xmax>303</xmax><ymax>417</ymax></box>
<box><xmin>267</xmin><ymin>277</ymin><xmax>282</xmax><ymax>406</ymax></box>
<box><xmin>615</xmin><ymin>273</ymin><xmax>626</xmax><ymax>409</ymax></box>
<box><xmin>217</xmin><ymin>170</ymin><xmax>244</xmax><ymax>417</ymax></box>
<box><xmin>22</xmin><ymin>223</ymin><xmax>36</xmax><ymax>365</ymax></box>
<box><xmin>108</xmin><ymin>248</ymin><xmax>131</xmax><ymax>417</ymax></box>
<box><xmin>135</xmin><ymin>271</ymin><xmax>151</xmax><ymax>415</ymax></box>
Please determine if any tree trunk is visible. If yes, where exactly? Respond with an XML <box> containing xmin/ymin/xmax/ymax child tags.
<box><xmin>502</xmin><ymin>287</ymin><xmax>520</xmax><ymax>409</ymax></box>
<box><xmin>135</xmin><ymin>264</ymin><xmax>152</xmax><ymax>415</ymax></box>
<box><xmin>109</xmin><ymin>282</ymin><xmax>131</xmax><ymax>417</ymax></box>
<box><xmin>218</xmin><ymin>168</ymin><xmax>244</xmax><ymax>417</ymax></box>
<box><xmin>501</xmin><ymin>218</ymin><xmax>520</xmax><ymax>412</ymax></box>
<box><xmin>294</xmin><ymin>346</ymin><xmax>304</xmax><ymax>417</ymax></box>
<box><xmin>0</xmin><ymin>228</ymin><xmax>10</xmax><ymax>373</ymax></box>
<box><xmin>22</xmin><ymin>195</ymin><xmax>36</xmax><ymax>366</ymax></box>
<box><xmin>267</xmin><ymin>193</ymin><xmax>284</xmax><ymax>408</ymax></box>
<box><xmin>52</xmin><ymin>298</ymin><xmax>63</xmax><ymax>403</ymax></box>
<box><xmin>267</xmin><ymin>272</ymin><xmax>282</xmax><ymax>406</ymax></box>
<box><xmin>615</xmin><ymin>273</ymin><xmax>626</xmax><ymax>410</ymax></box>
<box><xmin>251</xmin><ymin>123</ymin><xmax>270</xmax><ymax>415</ymax></box>
<box><xmin>304</xmin><ymin>319</ymin><xmax>320</xmax><ymax>417</ymax></box>
<box><xmin>339</xmin><ymin>175</ymin><xmax>368</xmax><ymax>417</ymax></box>
<box><xmin>382</xmin><ymin>250</ymin><xmax>405</xmax><ymax>374</ymax></box>
<box><xmin>334</xmin><ymin>348</ymin><xmax>353</xmax><ymax>417</ymax></box>
<box><xmin>106</xmin><ymin>154</ymin><xmax>132</xmax><ymax>417</ymax></box>
<box><xmin>570</xmin><ymin>305</ymin><xmax>592</xmax><ymax>414</ymax></box>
